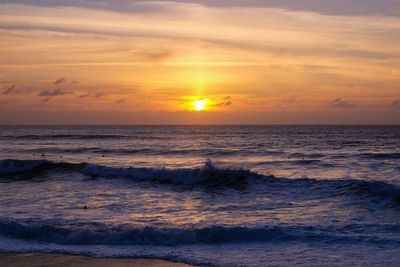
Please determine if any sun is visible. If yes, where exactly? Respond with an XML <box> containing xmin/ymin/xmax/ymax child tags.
<box><xmin>194</xmin><ymin>99</ymin><xmax>207</xmax><ymax>111</ymax></box>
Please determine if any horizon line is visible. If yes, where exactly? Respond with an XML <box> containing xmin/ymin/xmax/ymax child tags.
<box><xmin>1</xmin><ymin>124</ymin><xmax>399</xmax><ymax>127</ymax></box>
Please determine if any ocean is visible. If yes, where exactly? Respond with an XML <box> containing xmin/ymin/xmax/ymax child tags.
<box><xmin>1</xmin><ymin>125</ymin><xmax>400</xmax><ymax>266</ymax></box>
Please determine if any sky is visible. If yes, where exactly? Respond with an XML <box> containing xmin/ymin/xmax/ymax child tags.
<box><xmin>0</xmin><ymin>0</ymin><xmax>399</xmax><ymax>124</ymax></box>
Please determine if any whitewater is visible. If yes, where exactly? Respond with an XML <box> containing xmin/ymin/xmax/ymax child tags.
<box><xmin>1</xmin><ymin>125</ymin><xmax>400</xmax><ymax>266</ymax></box>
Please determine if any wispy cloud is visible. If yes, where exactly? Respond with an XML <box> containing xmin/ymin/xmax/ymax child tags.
<box><xmin>215</xmin><ymin>96</ymin><xmax>233</xmax><ymax>107</ymax></box>
<box><xmin>328</xmin><ymin>98</ymin><xmax>355</xmax><ymax>108</ymax></box>
<box><xmin>115</xmin><ymin>98</ymin><xmax>126</xmax><ymax>104</ymax></box>
<box><xmin>38</xmin><ymin>89</ymin><xmax>71</xmax><ymax>97</ymax></box>
<box><xmin>389</xmin><ymin>99</ymin><xmax>400</xmax><ymax>109</ymax></box>
<box><xmin>78</xmin><ymin>92</ymin><xmax>104</xmax><ymax>98</ymax></box>
<box><xmin>0</xmin><ymin>0</ymin><xmax>397</xmax><ymax>16</ymax></box>
<box><xmin>277</xmin><ymin>96</ymin><xmax>297</xmax><ymax>108</ymax></box>
<box><xmin>53</xmin><ymin>77</ymin><xmax>65</xmax><ymax>85</ymax></box>
<box><xmin>0</xmin><ymin>1</ymin><xmax>399</xmax><ymax>63</ymax></box>
<box><xmin>78</xmin><ymin>93</ymin><xmax>90</xmax><ymax>98</ymax></box>
<box><xmin>3</xmin><ymin>85</ymin><xmax>17</xmax><ymax>95</ymax></box>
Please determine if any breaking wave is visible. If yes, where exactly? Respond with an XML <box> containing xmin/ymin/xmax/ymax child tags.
<box><xmin>0</xmin><ymin>159</ymin><xmax>263</xmax><ymax>186</ymax></box>
<box><xmin>1</xmin><ymin>220</ymin><xmax>400</xmax><ymax>246</ymax></box>
<box><xmin>1</xmin><ymin>159</ymin><xmax>400</xmax><ymax>204</ymax></box>
<box><xmin>83</xmin><ymin>159</ymin><xmax>262</xmax><ymax>185</ymax></box>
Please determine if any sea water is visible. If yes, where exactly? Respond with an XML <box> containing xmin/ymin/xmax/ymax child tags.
<box><xmin>1</xmin><ymin>125</ymin><xmax>400</xmax><ymax>266</ymax></box>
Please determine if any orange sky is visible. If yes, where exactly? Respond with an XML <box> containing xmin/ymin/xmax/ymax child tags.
<box><xmin>0</xmin><ymin>1</ymin><xmax>400</xmax><ymax>124</ymax></box>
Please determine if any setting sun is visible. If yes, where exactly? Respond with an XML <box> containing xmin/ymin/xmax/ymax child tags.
<box><xmin>194</xmin><ymin>100</ymin><xmax>207</xmax><ymax>111</ymax></box>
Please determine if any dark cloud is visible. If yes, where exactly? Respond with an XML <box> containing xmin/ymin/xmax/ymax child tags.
<box><xmin>38</xmin><ymin>89</ymin><xmax>71</xmax><ymax>97</ymax></box>
<box><xmin>78</xmin><ymin>93</ymin><xmax>90</xmax><ymax>98</ymax></box>
<box><xmin>328</xmin><ymin>98</ymin><xmax>355</xmax><ymax>108</ymax></box>
<box><xmin>215</xmin><ymin>96</ymin><xmax>233</xmax><ymax>107</ymax></box>
<box><xmin>389</xmin><ymin>99</ymin><xmax>400</xmax><ymax>109</ymax></box>
<box><xmin>70</xmin><ymin>81</ymin><xmax>79</xmax><ymax>85</ymax></box>
<box><xmin>115</xmin><ymin>98</ymin><xmax>126</xmax><ymax>104</ymax></box>
<box><xmin>53</xmin><ymin>77</ymin><xmax>65</xmax><ymax>85</ymax></box>
<box><xmin>224</xmin><ymin>101</ymin><xmax>232</xmax><ymax>106</ymax></box>
<box><xmin>3</xmin><ymin>85</ymin><xmax>17</xmax><ymax>95</ymax></box>
<box><xmin>79</xmin><ymin>92</ymin><xmax>104</xmax><ymax>98</ymax></box>
<box><xmin>94</xmin><ymin>92</ymin><xmax>104</xmax><ymax>98</ymax></box>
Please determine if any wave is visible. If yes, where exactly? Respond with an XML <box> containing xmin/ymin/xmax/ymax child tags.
<box><xmin>340</xmin><ymin>141</ymin><xmax>367</xmax><ymax>146</ymax></box>
<box><xmin>22</xmin><ymin>147</ymin><xmax>154</xmax><ymax>155</ymax></box>
<box><xmin>1</xmin><ymin>220</ymin><xmax>399</xmax><ymax>246</ymax></box>
<box><xmin>0</xmin><ymin>159</ymin><xmax>83</xmax><ymax>175</ymax></box>
<box><xmin>17</xmin><ymin>147</ymin><xmax>287</xmax><ymax>157</ymax></box>
<box><xmin>361</xmin><ymin>153</ymin><xmax>400</xmax><ymax>160</ymax></box>
<box><xmin>0</xmin><ymin>159</ymin><xmax>263</xmax><ymax>186</ymax></box>
<box><xmin>289</xmin><ymin>153</ymin><xmax>325</xmax><ymax>159</ymax></box>
<box><xmin>0</xmin><ymin>134</ymin><xmax>128</xmax><ymax>140</ymax></box>
<box><xmin>84</xmin><ymin>159</ymin><xmax>262</xmax><ymax>186</ymax></box>
<box><xmin>1</xmin><ymin>159</ymin><xmax>400</xmax><ymax>205</ymax></box>
<box><xmin>260</xmin><ymin>159</ymin><xmax>322</xmax><ymax>166</ymax></box>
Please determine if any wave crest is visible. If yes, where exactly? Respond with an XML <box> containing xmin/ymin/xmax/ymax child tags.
<box><xmin>1</xmin><ymin>159</ymin><xmax>400</xmax><ymax>205</ymax></box>
<box><xmin>84</xmin><ymin>159</ymin><xmax>262</xmax><ymax>186</ymax></box>
<box><xmin>0</xmin><ymin>159</ymin><xmax>83</xmax><ymax>175</ymax></box>
<box><xmin>1</xmin><ymin>220</ymin><xmax>400</xmax><ymax>246</ymax></box>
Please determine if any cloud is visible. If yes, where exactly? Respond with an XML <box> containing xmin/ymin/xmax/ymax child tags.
<box><xmin>53</xmin><ymin>77</ymin><xmax>65</xmax><ymax>85</ymax></box>
<box><xmin>277</xmin><ymin>96</ymin><xmax>297</xmax><ymax>108</ymax></box>
<box><xmin>328</xmin><ymin>98</ymin><xmax>355</xmax><ymax>108</ymax></box>
<box><xmin>115</xmin><ymin>98</ymin><xmax>126</xmax><ymax>104</ymax></box>
<box><xmin>70</xmin><ymin>80</ymin><xmax>79</xmax><ymax>85</ymax></box>
<box><xmin>37</xmin><ymin>89</ymin><xmax>71</xmax><ymax>97</ymax></box>
<box><xmin>78</xmin><ymin>93</ymin><xmax>90</xmax><ymax>98</ymax></box>
<box><xmin>1</xmin><ymin>1</ymin><xmax>399</xmax><ymax>64</ymax></box>
<box><xmin>141</xmin><ymin>50</ymin><xmax>173</xmax><ymax>62</ymax></box>
<box><xmin>0</xmin><ymin>99</ymin><xmax>14</xmax><ymax>104</ymax></box>
<box><xmin>78</xmin><ymin>92</ymin><xmax>104</xmax><ymax>98</ymax></box>
<box><xmin>215</xmin><ymin>96</ymin><xmax>233</xmax><ymax>107</ymax></box>
<box><xmin>389</xmin><ymin>99</ymin><xmax>400</xmax><ymax>109</ymax></box>
<box><xmin>0</xmin><ymin>0</ymin><xmax>397</xmax><ymax>16</ymax></box>
<box><xmin>3</xmin><ymin>85</ymin><xmax>17</xmax><ymax>95</ymax></box>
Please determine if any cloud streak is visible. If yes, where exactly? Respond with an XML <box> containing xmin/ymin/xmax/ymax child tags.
<box><xmin>0</xmin><ymin>0</ymin><xmax>398</xmax><ymax>16</ymax></box>
<box><xmin>0</xmin><ymin>3</ymin><xmax>397</xmax><ymax>71</ymax></box>
<box><xmin>3</xmin><ymin>85</ymin><xmax>16</xmax><ymax>95</ymax></box>
<box><xmin>328</xmin><ymin>98</ymin><xmax>355</xmax><ymax>108</ymax></box>
<box><xmin>214</xmin><ymin>96</ymin><xmax>233</xmax><ymax>107</ymax></box>
<box><xmin>37</xmin><ymin>89</ymin><xmax>71</xmax><ymax>97</ymax></box>
<box><xmin>115</xmin><ymin>98</ymin><xmax>126</xmax><ymax>104</ymax></box>
<box><xmin>78</xmin><ymin>92</ymin><xmax>103</xmax><ymax>98</ymax></box>
<box><xmin>389</xmin><ymin>99</ymin><xmax>400</xmax><ymax>109</ymax></box>
<box><xmin>53</xmin><ymin>77</ymin><xmax>65</xmax><ymax>85</ymax></box>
